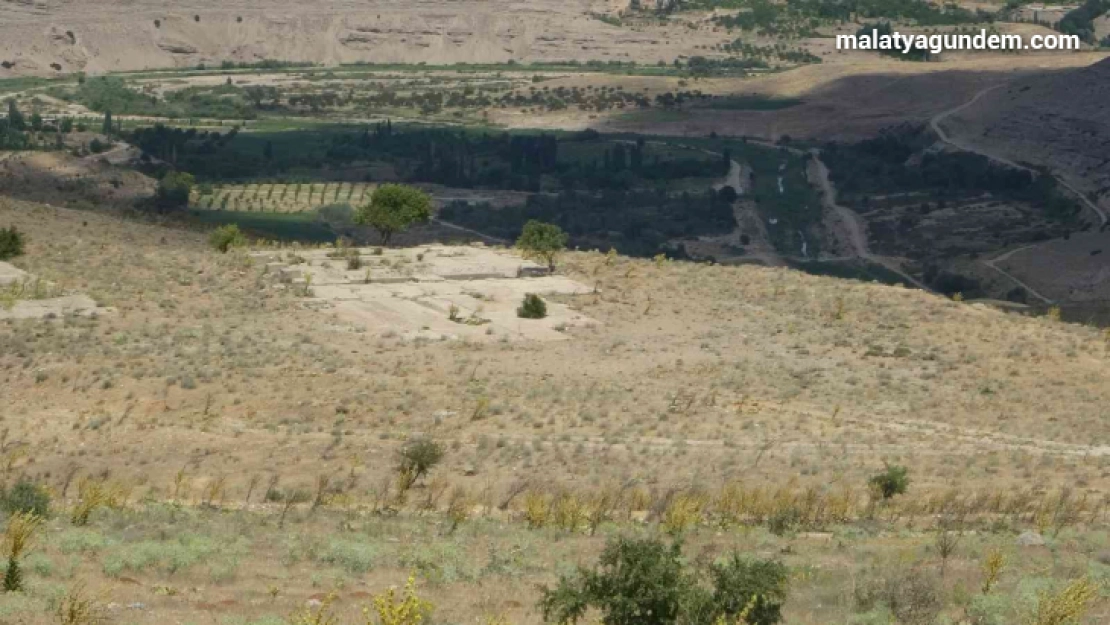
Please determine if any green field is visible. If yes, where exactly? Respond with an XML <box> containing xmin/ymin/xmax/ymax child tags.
<box><xmin>190</xmin><ymin>209</ymin><xmax>334</xmax><ymax>242</ymax></box>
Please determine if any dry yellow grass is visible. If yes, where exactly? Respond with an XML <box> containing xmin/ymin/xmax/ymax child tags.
<box><xmin>3</xmin><ymin>196</ymin><xmax>1110</xmax><ymax>502</ymax></box>
<box><xmin>1</xmin><ymin>197</ymin><xmax>1110</xmax><ymax>623</ymax></box>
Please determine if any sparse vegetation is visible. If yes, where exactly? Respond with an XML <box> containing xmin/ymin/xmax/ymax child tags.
<box><xmin>209</xmin><ymin>223</ymin><xmax>247</xmax><ymax>253</ymax></box>
<box><xmin>2</xmin><ymin>511</ymin><xmax>43</xmax><ymax>592</ymax></box>
<box><xmin>0</xmin><ymin>479</ymin><xmax>50</xmax><ymax>517</ymax></box>
<box><xmin>0</xmin><ymin>225</ymin><xmax>25</xmax><ymax>260</ymax></box>
<box><xmin>0</xmin><ymin>16</ymin><xmax>1109</xmax><ymax>618</ymax></box>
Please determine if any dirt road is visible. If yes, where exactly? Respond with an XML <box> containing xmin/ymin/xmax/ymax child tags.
<box><xmin>713</xmin><ymin>159</ymin><xmax>744</xmax><ymax>194</ymax></box>
<box><xmin>808</xmin><ymin>149</ymin><xmax>932</xmax><ymax>291</ymax></box>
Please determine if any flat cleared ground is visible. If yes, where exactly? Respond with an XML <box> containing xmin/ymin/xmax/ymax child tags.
<box><xmin>262</xmin><ymin>245</ymin><xmax>595</xmax><ymax>341</ymax></box>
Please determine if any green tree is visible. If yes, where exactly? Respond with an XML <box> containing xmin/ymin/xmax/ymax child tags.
<box><xmin>516</xmin><ymin>220</ymin><xmax>568</xmax><ymax>272</ymax></box>
<box><xmin>59</xmin><ymin>117</ymin><xmax>73</xmax><ymax>133</ymax></box>
<box><xmin>6</xmin><ymin>100</ymin><xmax>24</xmax><ymax>131</ymax></box>
<box><xmin>29</xmin><ymin>113</ymin><xmax>43</xmax><ymax>132</ymax></box>
<box><xmin>354</xmin><ymin>184</ymin><xmax>431</xmax><ymax>245</ymax></box>
<box><xmin>0</xmin><ymin>226</ymin><xmax>25</xmax><ymax>261</ymax></box>
<box><xmin>101</xmin><ymin>110</ymin><xmax>113</xmax><ymax>136</ymax></box>
<box><xmin>155</xmin><ymin>171</ymin><xmax>195</xmax><ymax>211</ymax></box>
<box><xmin>540</xmin><ymin>537</ymin><xmax>695</xmax><ymax>625</ymax></box>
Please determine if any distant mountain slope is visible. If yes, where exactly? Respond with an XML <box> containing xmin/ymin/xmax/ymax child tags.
<box><xmin>943</xmin><ymin>56</ymin><xmax>1110</xmax><ymax>209</ymax></box>
<box><xmin>0</xmin><ymin>0</ymin><xmax>713</xmax><ymax>76</ymax></box>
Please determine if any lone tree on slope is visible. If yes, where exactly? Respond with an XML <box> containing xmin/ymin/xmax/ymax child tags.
<box><xmin>354</xmin><ymin>184</ymin><xmax>432</xmax><ymax>245</ymax></box>
<box><xmin>516</xmin><ymin>220</ymin><xmax>567</xmax><ymax>272</ymax></box>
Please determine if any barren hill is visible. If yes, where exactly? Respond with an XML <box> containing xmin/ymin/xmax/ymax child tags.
<box><xmin>0</xmin><ymin>0</ymin><xmax>715</xmax><ymax>76</ymax></box>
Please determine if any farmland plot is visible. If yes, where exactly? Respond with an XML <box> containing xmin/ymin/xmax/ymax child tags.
<box><xmin>191</xmin><ymin>182</ymin><xmax>377</xmax><ymax>212</ymax></box>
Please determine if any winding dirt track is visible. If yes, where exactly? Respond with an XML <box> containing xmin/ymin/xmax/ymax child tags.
<box><xmin>930</xmin><ymin>83</ymin><xmax>1107</xmax><ymax>226</ymax></box>
<box><xmin>930</xmin><ymin>82</ymin><xmax>1109</xmax><ymax>304</ymax></box>
<box><xmin>807</xmin><ymin>149</ymin><xmax>932</xmax><ymax>291</ymax></box>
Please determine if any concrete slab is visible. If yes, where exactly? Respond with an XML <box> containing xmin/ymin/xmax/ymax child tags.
<box><xmin>0</xmin><ymin>261</ymin><xmax>28</xmax><ymax>286</ymax></box>
<box><xmin>0</xmin><ymin>294</ymin><xmax>104</xmax><ymax>320</ymax></box>
<box><xmin>253</xmin><ymin>245</ymin><xmax>595</xmax><ymax>342</ymax></box>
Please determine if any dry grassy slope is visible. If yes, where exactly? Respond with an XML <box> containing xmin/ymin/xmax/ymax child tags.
<box><xmin>3</xmin><ymin>197</ymin><xmax>1110</xmax><ymax>504</ymax></box>
<box><xmin>945</xmin><ymin>57</ymin><xmax>1110</xmax><ymax>204</ymax></box>
<box><xmin>0</xmin><ymin>148</ymin><xmax>156</xmax><ymax>208</ymax></box>
<box><xmin>0</xmin><ymin>0</ymin><xmax>714</xmax><ymax>76</ymax></box>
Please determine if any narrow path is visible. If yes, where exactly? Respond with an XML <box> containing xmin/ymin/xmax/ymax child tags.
<box><xmin>981</xmin><ymin>245</ymin><xmax>1054</xmax><ymax>305</ymax></box>
<box><xmin>430</xmin><ymin>218</ymin><xmax>510</xmax><ymax>245</ymax></box>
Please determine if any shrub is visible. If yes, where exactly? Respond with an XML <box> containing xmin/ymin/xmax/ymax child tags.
<box><xmin>868</xmin><ymin>464</ymin><xmax>909</xmax><ymax>499</ymax></box>
<box><xmin>540</xmin><ymin>536</ymin><xmax>787</xmax><ymax>625</ymax></box>
<box><xmin>517</xmin><ymin>293</ymin><xmax>547</xmax><ymax>319</ymax></box>
<box><xmin>371</xmin><ymin>575</ymin><xmax>433</xmax><ymax>625</ymax></box>
<box><xmin>2</xmin><ymin>511</ymin><xmax>43</xmax><ymax>592</ymax></box>
<box><xmin>0</xmin><ymin>225</ymin><xmax>25</xmax><ymax>261</ymax></box>
<box><xmin>209</xmin><ymin>224</ymin><xmax>246</xmax><ymax>253</ymax></box>
<box><xmin>1</xmin><ymin>479</ymin><xmax>51</xmax><ymax>517</ymax></box>
<box><xmin>709</xmin><ymin>554</ymin><xmax>788</xmax><ymax>625</ymax></box>
<box><xmin>541</xmin><ymin>536</ymin><xmax>693</xmax><ymax>625</ymax></box>
<box><xmin>54</xmin><ymin>583</ymin><xmax>105</xmax><ymax>625</ymax></box>
<box><xmin>155</xmin><ymin>171</ymin><xmax>195</xmax><ymax>211</ymax></box>
<box><xmin>854</xmin><ymin>567</ymin><xmax>940</xmax><ymax>625</ymax></box>
<box><xmin>316</xmin><ymin>539</ymin><xmax>377</xmax><ymax>575</ymax></box>
<box><xmin>397</xmin><ymin>437</ymin><xmax>444</xmax><ymax>485</ymax></box>
<box><xmin>1029</xmin><ymin>577</ymin><xmax>1098</xmax><ymax>625</ymax></box>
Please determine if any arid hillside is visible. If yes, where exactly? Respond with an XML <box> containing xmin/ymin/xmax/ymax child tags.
<box><xmin>0</xmin><ymin>0</ymin><xmax>719</xmax><ymax>76</ymax></box>
<box><xmin>3</xmin><ymin>196</ymin><xmax>1110</xmax><ymax>624</ymax></box>
<box><xmin>4</xmin><ymin>196</ymin><xmax>1110</xmax><ymax>501</ymax></box>
<box><xmin>943</xmin><ymin>56</ymin><xmax>1110</xmax><ymax>214</ymax></box>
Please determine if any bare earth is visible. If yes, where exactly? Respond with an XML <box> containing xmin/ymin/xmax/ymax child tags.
<box><xmin>0</xmin><ymin>0</ymin><xmax>724</xmax><ymax>75</ymax></box>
